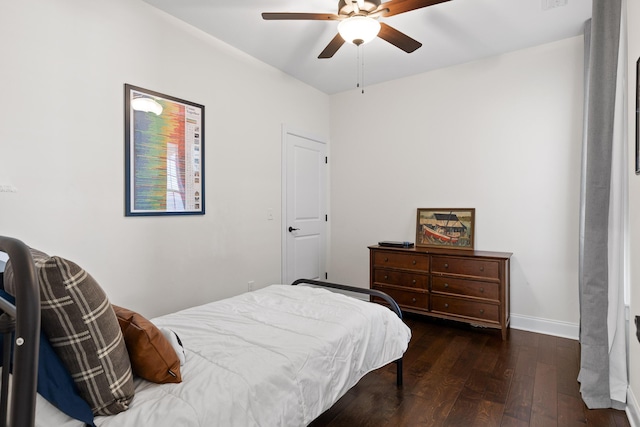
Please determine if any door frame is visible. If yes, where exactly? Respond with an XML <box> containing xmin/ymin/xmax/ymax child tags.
<box><xmin>281</xmin><ymin>124</ymin><xmax>329</xmax><ymax>284</ymax></box>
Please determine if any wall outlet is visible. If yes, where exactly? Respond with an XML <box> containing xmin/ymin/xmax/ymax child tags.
<box><xmin>248</xmin><ymin>281</ymin><xmax>255</xmax><ymax>292</ymax></box>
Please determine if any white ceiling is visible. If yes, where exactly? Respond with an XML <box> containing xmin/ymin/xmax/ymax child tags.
<box><xmin>143</xmin><ymin>0</ymin><xmax>592</xmax><ymax>95</ymax></box>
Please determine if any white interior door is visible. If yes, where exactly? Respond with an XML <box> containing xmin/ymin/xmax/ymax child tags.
<box><xmin>282</xmin><ymin>127</ymin><xmax>327</xmax><ymax>285</ymax></box>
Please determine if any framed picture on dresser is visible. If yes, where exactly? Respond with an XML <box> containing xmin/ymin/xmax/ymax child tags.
<box><xmin>416</xmin><ymin>208</ymin><xmax>475</xmax><ymax>250</ymax></box>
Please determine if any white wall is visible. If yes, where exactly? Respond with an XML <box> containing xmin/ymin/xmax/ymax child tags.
<box><xmin>0</xmin><ymin>0</ymin><xmax>330</xmax><ymax>318</ymax></box>
<box><xmin>626</xmin><ymin>0</ymin><xmax>640</xmax><ymax>423</ymax></box>
<box><xmin>0</xmin><ymin>0</ymin><xmax>605</xmax><ymax>339</ymax></box>
<box><xmin>329</xmin><ymin>36</ymin><xmax>585</xmax><ymax>336</ymax></box>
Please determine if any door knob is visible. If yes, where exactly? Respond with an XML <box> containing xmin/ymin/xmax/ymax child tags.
<box><xmin>288</xmin><ymin>226</ymin><xmax>300</xmax><ymax>232</ymax></box>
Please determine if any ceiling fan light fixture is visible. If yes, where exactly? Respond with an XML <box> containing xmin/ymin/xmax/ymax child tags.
<box><xmin>338</xmin><ymin>16</ymin><xmax>380</xmax><ymax>46</ymax></box>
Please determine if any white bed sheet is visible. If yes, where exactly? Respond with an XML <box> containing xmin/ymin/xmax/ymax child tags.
<box><xmin>35</xmin><ymin>284</ymin><xmax>411</xmax><ymax>427</ymax></box>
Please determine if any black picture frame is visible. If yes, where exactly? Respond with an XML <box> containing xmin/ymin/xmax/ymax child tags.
<box><xmin>124</xmin><ymin>84</ymin><xmax>205</xmax><ymax>216</ymax></box>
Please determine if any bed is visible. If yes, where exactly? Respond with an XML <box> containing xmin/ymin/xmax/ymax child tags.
<box><xmin>0</xmin><ymin>236</ymin><xmax>411</xmax><ymax>427</ymax></box>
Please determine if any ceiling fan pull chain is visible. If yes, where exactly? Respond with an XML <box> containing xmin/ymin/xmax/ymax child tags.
<box><xmin>355</xmin><ymin>44</ymin><xmax>365</xmax><ymax>94</ymax></box>
<box><xmin>361</xmin><ymin>45</ymin><xmax>365</xmax><ymax>94</ymax></box>
<box><xmin>356</xmin><ymin>44</ymin><xmax>361</xmax><ymax>90</ymax></box>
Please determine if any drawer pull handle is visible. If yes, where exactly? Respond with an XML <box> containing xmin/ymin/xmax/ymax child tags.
<box><xmin>412</xmin><ymin>260</ymin><xmax>417</xmax><ymax>265</ymax></box>
<box><xmin>444</xmin><ymin>263</ymin><xmax>449</xmax><ymax>268</ymax></box>
<box><xmin>479</xmin><ymin>287</ymin><xmax>484</xmax><ymax>293</ymax></box>
<box><xmin>384</xmin><ymin>275</ymin><xmax>388</xmax><ymax>280</ymax></box>
<box><xmin>479</xmin><ymin>309</ymin><xmax>485</xmax><ymax>314</ymax></box>
<box><xmin>444</xmin><ymin>283</ymin><xmax>449</xmax><ymax>288</ymax></box>
<box><xmin>384</xmin><ymin>257</ymin><xmax>388</xmax><ymax>262</ymax></box>
<box><xmin>412</xmin><ymin>279</ymin><xmax>416</xmax><ymax>284</ymax></box>
<box><xmin>412</xmin><ymin>298</ymin><xmax>417</xmax><ymax>303</ymax></box>
<box><xmin>480</xmin><ymin>266</ymin><xmax>485</xmax><ymax>272</ymax></box>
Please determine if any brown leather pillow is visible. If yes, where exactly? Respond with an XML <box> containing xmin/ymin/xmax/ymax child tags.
<box><xmin>112</xmin><ymin>305</ymin><xmax>182</xmax><ymax>384</ymax></box>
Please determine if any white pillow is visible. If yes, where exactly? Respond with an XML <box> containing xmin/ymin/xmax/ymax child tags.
<box><xmin>159</xmin><ymin>328</ymin><xmax>186</xmax><ymax>366</ymax></box>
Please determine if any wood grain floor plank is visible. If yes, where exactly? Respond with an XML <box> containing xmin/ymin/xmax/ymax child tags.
<box><xmin>612</xmin><ymin>410</ymin><xmax>632</xmax><ymax>426</ymax></box>
<box><xmin>484</xmin><ymin>374</ymin><xmax>512</xmax><ymax>404</ymax></box>
<box><xmin>473</xmin><ymin>336</ymin><xmax>501</xmax><ymax>373</ymax></box>
<box><xmin>509</xmin><ymin>329</ymin><xmax>540</xmax><ymax>348</ymax></box>
<box><xmin>503</xmin><ymin>372</ymin><xmax>534</xmax><ymax>423</ymax></box>
<box><xmin>472</xmin><ymin>399</ymin><xmax>505</xmax><ymax>427</ymax></box>
<box><xmin>530</xmin><ymin>362</ymin><xmax>557</xmax><ymax>426</ymax></box>
<box><xmin>382</xmin><ymin>394</ymin><xmax>444</xmax><ymax>427</ymax></box>
<box><xmin>411</xmin><ymin>373</ymin><xmax>466</xmax><ymax>424</ymax></box>
<box><xmin>490</xmin><ymin>342</ymin><xmax>518</xmax><ymax>404</ymax></box>
<box><xmin>556</xmin><ymin>344</ymin><xmax>581</xmax><ymax>398</ymax></box>
<box><xmin>501</xmin><ymin>414</ymin><xmax>530</xmax><ymax>427</ymax></box>
<box><xmin>461</xmin><ymin>370</ymin><xmax>492</xmax><ymax>398</ymax></box>
<box><xmin>444</xmin><ymin>390</ymin><xmax>482</xmax><ymax>426</ymax></box>
<box><xmin>449</xmin><ymin>333</ymin><xmax>491</xmax><ymax>380</ymax></box>
<box><xmin>514</xmin><ymin>345</ymin><xmax>539</xmax><ymax>378</ymax></box>
<box><xmin>557</xmin><ymin>393</ymin><xmax>587</xmax><ymax>426</ymax></box>
<box><xmin>537</xmin><ymin>333</ymin><xmax>557</xmax><ymax>366</ymax></box>
<box><xmin>585</xmin><ymin>409</ymin><xmax>616</xmax><ymax>426</ymax></box>
<box><xmin>404</xmin><ymin>333</ymin><xmax>450</xmax><ymax>382</ymax></box>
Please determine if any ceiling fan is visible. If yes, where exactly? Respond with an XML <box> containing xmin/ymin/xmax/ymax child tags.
<box><xmin>262</xmin><ymin>0</ymin><xmax>451</xmax><ymax>59</ymax></box>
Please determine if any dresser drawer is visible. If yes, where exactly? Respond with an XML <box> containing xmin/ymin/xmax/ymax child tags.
<box><xmin>431</xmin><ymin>276</ymin><xmax>499</xmax><ymax>301</ymax></box>
<box><xmin>373</xmin><ymin>251</ymin><xmax>429</xmax><ymax>271</ymax></box>
<box><xmin>373</xmin><ymin>286</ymin><xmax>428</xmax><ymax>310</ymax></box>
<box><xmin>431</xmin><ymin>295</ymin><xmax>499</xmax><ymax>323</ymax></box>
<box><xmin>373</xmin><ymin>269</ymin><xmax>428</xmax><ymax>289</ymax></box>
<box><xmin>431</xmin><ymin>256</ymin><xmax>500</xmax><ymax>280</ymax></box>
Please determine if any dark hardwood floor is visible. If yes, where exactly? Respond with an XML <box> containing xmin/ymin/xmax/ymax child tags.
<box><xmin>310</xmin><ymin>315</ymin><xmax>630</xmax><ymax>427</ymax></box>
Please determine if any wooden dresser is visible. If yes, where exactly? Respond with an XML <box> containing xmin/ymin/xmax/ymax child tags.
<box><xmin>369</xmin><ymin>245</ymin><xmax>512</xmax><ymax>340</ymax></box>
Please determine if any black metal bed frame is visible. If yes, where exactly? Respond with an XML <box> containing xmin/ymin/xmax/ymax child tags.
<box><xmin>0</xmin><ymin>236</ymin><xmax>41</xmax><ymax>427</ymax></box>
<box><xmin>0</xmin><ymin>240</ymin><xmax>404</xmax><ymax>427</ymax></box>
<box><xmin>291</xmin><ymin>278</ymin><xmax>404</xmax><ymax>387</ymax></box>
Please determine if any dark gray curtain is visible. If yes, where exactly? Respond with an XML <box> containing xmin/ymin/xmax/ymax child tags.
<box><xmin>578</xmin><ymin>0</ymin><xmax>625</xmax><ymax>410</ymax></box>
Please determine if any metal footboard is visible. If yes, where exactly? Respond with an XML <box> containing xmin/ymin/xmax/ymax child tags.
<box><xmin>290</xmin><ymin>278</ymin><xmax>405</xmax><ymax>387</ymax></box>
<box><xmin>0</xmin><ymin>236</ymin><xmax>40</xmax><ymax>427</ymax></box>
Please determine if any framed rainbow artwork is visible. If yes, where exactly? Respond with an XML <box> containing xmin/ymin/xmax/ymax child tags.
<box><xmin>124</xmin><ymin>84</ymin><xmax>205</xmax><ymax>216</ymax></box>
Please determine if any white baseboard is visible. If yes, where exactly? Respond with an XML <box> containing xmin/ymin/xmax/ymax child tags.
<box><xmin>628</xmin><ymin>387</ymin><xmax>640</xmax><ymax>427</ymax></box>
<box><xmin>510</xmin><ymin>313</ymin><xmax>579</xmax><ymax>340</ymax></box>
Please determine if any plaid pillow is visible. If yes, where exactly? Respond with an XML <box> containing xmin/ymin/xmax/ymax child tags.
<box><xmin>32</xmin><ymin>254</ymin><xmax>134</xmax><ymax>415</ymax></box>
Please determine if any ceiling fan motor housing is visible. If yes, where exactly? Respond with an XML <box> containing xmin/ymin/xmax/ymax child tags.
<box><xmin>338</xmin><ymin>0</ymin><xmax>381</xmax><ymax>16</ymax></box>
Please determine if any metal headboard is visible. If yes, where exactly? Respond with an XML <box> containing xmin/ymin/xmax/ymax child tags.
<box><xmin>291</xmin><ymin>278</ymin><xmax>403</xmax><ymax>319</ymax></box>
<box><xmin>0</xmin><ymin>236</ymin><xmax>40</xmax><ymax>427</ymax></box>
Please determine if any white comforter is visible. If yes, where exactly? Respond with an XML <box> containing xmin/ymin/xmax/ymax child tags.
<box><xmin>35</xmin><ymin>284</ymin><xmax>411</xmax><ymax>427</ymax></box>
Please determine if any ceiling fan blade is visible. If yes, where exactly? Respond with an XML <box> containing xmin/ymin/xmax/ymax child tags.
<box><xmin>379</xmin><ymin>0</ymin><xmax>450</xmax><ymax>17</ymax></box>
<box><xmin>378</xmin><ymin>22</ymin><xmax>422</xmax><ymax>53</ymax></box>
<box><xmin>318</xmin><ymin>33</ymin><xmax>346</xmax><ymax>59</ymax></box>
<box><xmin>262</xmin><ymin>12</ymin><xmax>341</xmax><ymax>21</ymax></box>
